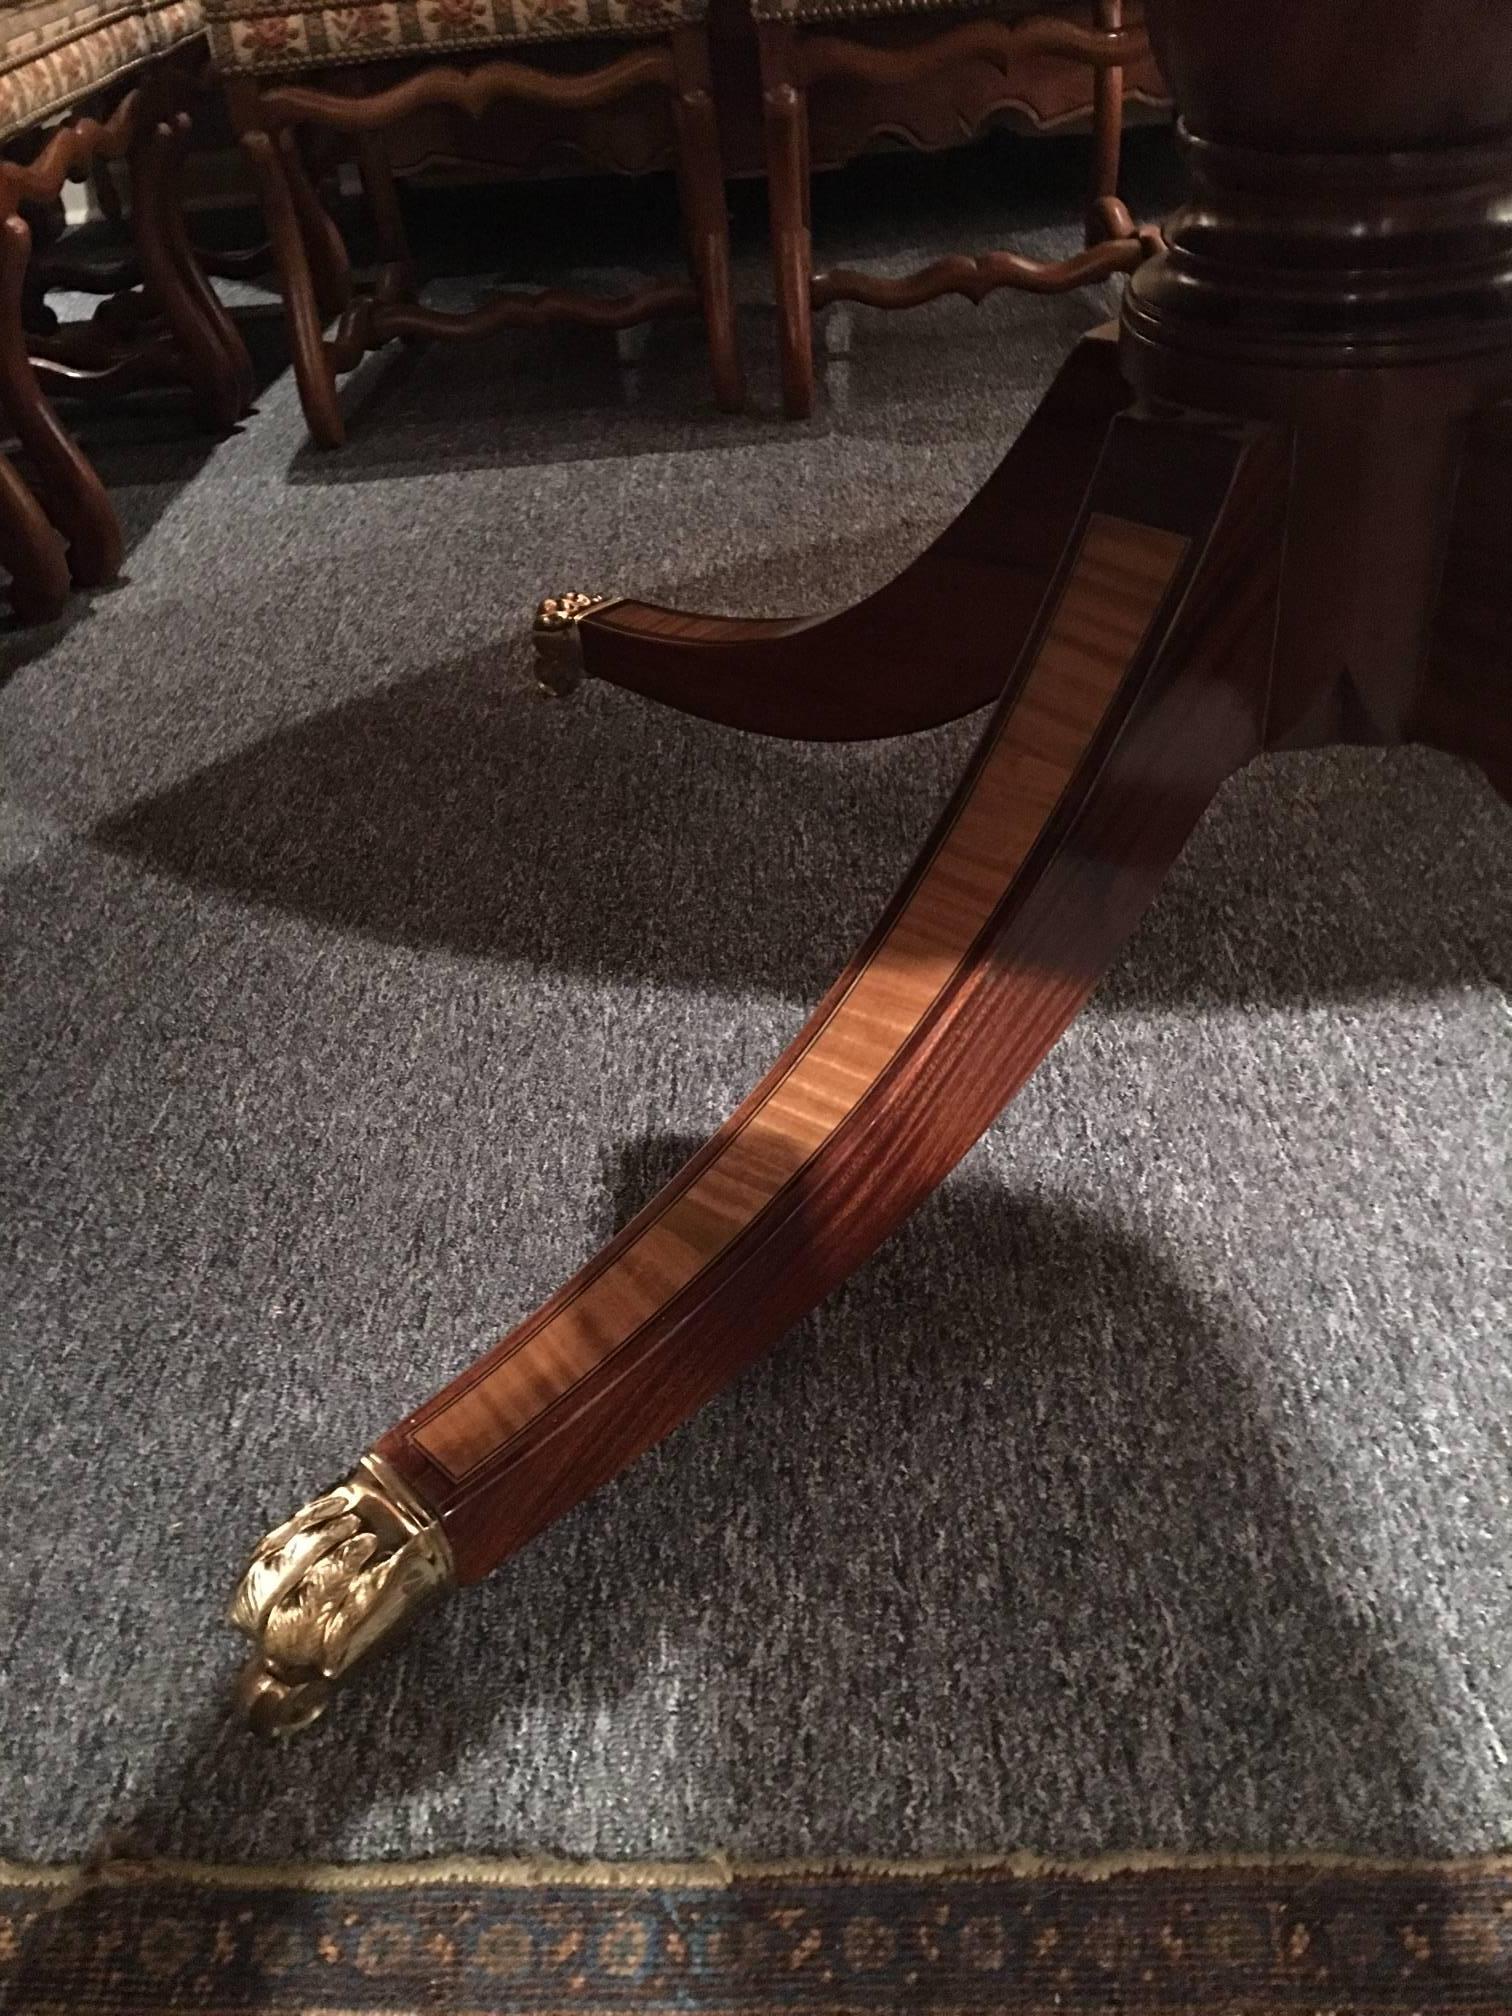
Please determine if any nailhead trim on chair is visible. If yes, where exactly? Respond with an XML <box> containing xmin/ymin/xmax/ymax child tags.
<box><xmin>750</xmin><ymin>0</ymin><xmax>1074</xmax><ymax>22</ymax></box>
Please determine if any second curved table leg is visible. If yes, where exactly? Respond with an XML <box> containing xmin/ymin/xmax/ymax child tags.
<box><xmin>228</xmin><ymin>404</ymin><xmax>1287</xmax><ymax>1734</ymax></box>
<box><xmin>536</xmin><ymin>329</ymin><xmax>1135</xmax><ymax>741</ymax></box>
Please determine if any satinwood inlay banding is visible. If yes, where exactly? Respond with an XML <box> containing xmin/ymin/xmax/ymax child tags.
<box><xmin>411</xmin><ymin>513</ymin><xmax>1187</xmax><ymax>1484</ymax></box>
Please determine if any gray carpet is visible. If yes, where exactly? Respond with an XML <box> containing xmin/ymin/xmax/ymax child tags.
<box><xmin>2</xmin><ymin>136</ymin><xmax>1509</xmax><ymax>1868</ymax></box>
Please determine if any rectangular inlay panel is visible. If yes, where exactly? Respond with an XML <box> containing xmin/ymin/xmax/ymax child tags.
<box><xmin>414</xmin><ymin>514</ymin><xmax>1188</xmax><ymax>1481</ymax></box>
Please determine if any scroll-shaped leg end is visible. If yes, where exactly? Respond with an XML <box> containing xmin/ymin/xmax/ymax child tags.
<box><xmin>531</xmin><ymin>591</ymin><xmax>620</xmax><ymax>698</ymax></box>
<box><xmin>226</xmin><ymin>1453</ymin><xmax>453</xmax><ymax>1738</ymax></box>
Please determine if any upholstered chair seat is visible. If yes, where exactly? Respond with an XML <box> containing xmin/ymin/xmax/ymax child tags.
<box><xmin>0</xmin><ymin>0</ymin><xmax>156</xmax><ymax>141</ymax></box>
<box><xmin>207</xmin><ymin>0</ymin><xmax>705</xmax><ymax>79</ymax></box>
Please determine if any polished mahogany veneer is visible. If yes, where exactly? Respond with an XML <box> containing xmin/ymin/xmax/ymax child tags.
<box><xmin>228</xmin><ymin>0</ymin><xmax>1511</xmax><ymax>1733</ymax></box>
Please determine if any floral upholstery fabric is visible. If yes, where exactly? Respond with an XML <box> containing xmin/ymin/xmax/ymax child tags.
<box><xmin>142</xmin><ymin>0</ymin><xmax>206</xmax><ymax>52</ymax></box>
<box><xmin>0</xmin><ymin>0</ymin><xmax>156</xmax><ymax>141</ymax></box>
<box><xmin>205</xmin><ymin>0</ymin><xmax>703</xmax><ymax>77</ymax></box>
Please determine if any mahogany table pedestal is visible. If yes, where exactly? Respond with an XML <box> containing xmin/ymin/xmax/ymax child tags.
<box><xmin>228</xmin><ymin>0</ymin><xmax>1511</xmax><ymax>1734</ymax></box>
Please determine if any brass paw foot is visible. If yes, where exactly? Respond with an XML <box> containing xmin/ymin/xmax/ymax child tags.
<box><xmin>531</xmin><ymin>590</ymin><xmax>619</xmax><ymax>698</ymax></box>
<box><xmin>227</xmin><ymin>1454</ymin><xmax>453</xmax><ymax>1737</ymax></box>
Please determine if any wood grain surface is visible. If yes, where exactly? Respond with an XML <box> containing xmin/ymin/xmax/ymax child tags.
<box><xmin>420</xmin><ymin>513</ymin><xmax>1183</xmax><ymax>1488</ymax></box>
<box><xmin>576</xmin><ymin>330</ymin><xmax>1133</xmax><ymax>740</ymax></box>
<box><xmin>377</xmin><ymin>413</ymin><xmax>1285</xmax><ymax>1582</ymax></box>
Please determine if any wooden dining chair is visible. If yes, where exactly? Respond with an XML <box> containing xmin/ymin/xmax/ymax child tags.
<box><xmin>203</xmin><ymin>0</ymin><xmax>745</xmax><ymax>446</ymax></box>
<box><xmin>0</xmin><ymin>9</ymin><xmax>251</xmax><ymax>618</ymax></box>
<box><xmin>753</xmin><ymin>0</ymin><xmax>1161</xmax><ymax>415</ymax></box>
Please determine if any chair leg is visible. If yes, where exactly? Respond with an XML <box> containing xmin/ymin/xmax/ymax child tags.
<box><xmin>669</xmin><ymin>23</ymin><xmax>744</xmax><ymax>413</ymax></box>
<box><xmin>129</xmin><ymin>109</ymin><xmax>253</xmax><ymax>432</ymax></box>
<box><xmin>355</xmin><ymin>134</ymin><xmax>415</xmax><ymax>294</ymax></box>
<box><xmin>0</xmin><ymin>207</ymin><xmax>122</xmax><ymax>586</ymax></box>
<box><xmin>0</xmin><ymin>443</ymin><xmax>70</xmax><ymax>623</ymax></box>
<box><xmin>278</xmin><ymin>127</ymin><xmax>353</xmax><ymax>326</ymax></box>
<box><xmin>1086</xmin><ymin>0</ymin><xmax>1133</xmax><ymax>244</ymax></box>
<box><xmin>758</xmin><ymin>21</ymin><xmax>815</xmax><ymax>419</ymax></box>
<box><xmin>232</xmin><ymin>93</ymin><xmax>345</xmax><ymax>449</ymax></box>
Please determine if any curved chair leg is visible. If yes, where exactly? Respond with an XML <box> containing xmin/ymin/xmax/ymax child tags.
<box><xmin>670</xmin><ymin>24</ymin><xmax>744</xmax><ymax>413</ymax></box>
<box><xmin>277</xmin><ymin>127</ymin><xmax>353</xmax><ymax>327</ymax></box>
<box><xmin>0</xmin><ymin>211</ymin><xmax>122</xmax><ymax>586</ymax></box>
<box><xmin>538</xmin><ymin>327</ymin><xmax>1134</xmax><ymax>739</ymax></box>
<box><xmin>759</xmin><ymin>21</ymin><xmax>815</xmax><ymax>420</ymax></box>
<box><xmin>236</xmin><ymin>123</ymin><xmax>345</xmax><ymax>448</ymax></box>
<box><xmin>227</xmin><ymin>407</ymin><xmax>1288</xmax><ymax>1734</ymax></box>
<box><xmin>356</xmin><ymin>134</ymin><xmax>415</xmax><ymax>296</ymax></box>
<box><xmin>130</xmin><ymin>111</ymin><xmax>253</xmax><ymax>433</ymax></box>
<box><xmin>164</xmin><ymin>109</ymin><xmax>257</xmax><ymax>417</ymax></box>
<box><xmin>0</xmin><ymin>443</ymin><xmax>70</xmax><ymax>622</ymax></box>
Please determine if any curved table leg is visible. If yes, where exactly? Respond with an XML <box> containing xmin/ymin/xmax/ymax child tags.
<box><xmin>227</xmin><ymin>405</ymin><xmax>1287</xmax><ymax>1734</ymax></box>
<box><xmin>535</xmin><ymin>329</ymin><xmax>1134</xmax><ymax>739</ymax></box>
<box><xmin>0</xmin><ymin>442</ymin><xmax>70</xmax><ymax>622</ymax></box>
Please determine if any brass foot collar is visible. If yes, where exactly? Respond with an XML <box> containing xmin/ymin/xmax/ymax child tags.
<box><xmin>226</xmin><ymin>1453</ymin><xmax>453</xmax><ymax>1738</ymax></box>
<box><xmin>531</xmin><ymin>590</ymin><xmax>620</xmax><ymax>697</ymax></box>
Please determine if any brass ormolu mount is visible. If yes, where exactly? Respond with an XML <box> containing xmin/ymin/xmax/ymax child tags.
<box><xmin>531</xmin><ymin>590</ymin><xmax>622</xmax><ymax>697</ymax></box>
<box><xmin>227</xmin><ymin>1454</ymin><xmax>453</xmax><ymax>1737</ymax></box>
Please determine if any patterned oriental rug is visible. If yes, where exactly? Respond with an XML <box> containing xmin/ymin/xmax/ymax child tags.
<box><xmin>4</xmin><ymin>1855</ymin><xmax>1512</xmax><ymax>2014</ymax></box>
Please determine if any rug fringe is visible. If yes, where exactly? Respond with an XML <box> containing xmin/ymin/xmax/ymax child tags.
<box><xmin>6</xmin><ymin>1845</ymin><xmax>1512</xmax><ymax>1895</ymax></box>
